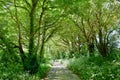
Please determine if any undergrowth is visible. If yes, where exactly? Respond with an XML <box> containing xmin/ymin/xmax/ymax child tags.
<box><xmin>0</xmin><ymin>60</ymin><xmax>50</xmax><ymax>80</ymax></box>
<box><xmin>67</xmin><ymin>50</ymin><xmax>120</xmax><ymax>80</ymax></box>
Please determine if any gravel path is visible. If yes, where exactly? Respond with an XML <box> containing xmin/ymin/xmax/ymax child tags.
<box><xmin>42</xmin><ymin>61</ymin><xmax>80</xmax><ymax>80</ymax></box>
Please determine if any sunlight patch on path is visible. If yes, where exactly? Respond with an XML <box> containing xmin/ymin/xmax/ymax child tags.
<box><xmin>42</xmin><ymin>61</ymin><xmax>80</xmax><ymax>80</ymax></box>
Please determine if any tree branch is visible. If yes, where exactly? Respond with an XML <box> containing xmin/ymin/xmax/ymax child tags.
<box><xmin>15</xmin><ymin>5</ymin><xmax>30</xmax><ymax>13</ymax></box>
<box><xmin>23</xmin><ymin>0</ymin><xmax>31</xmax><ymax>8</ymax></box>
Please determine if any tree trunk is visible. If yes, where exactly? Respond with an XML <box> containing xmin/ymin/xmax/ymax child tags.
<box><xmin>25</xmin><ymin>1</ymin><xmax>39</xmax><ymax>74</ymax></box>
<box><xmin>87</xmin><ymin>42</ymin><xmax>94</xmax><ymax>54</ymax></box>
<box><xmin>39</xmin><ymin>26</ymin><xmax>46</xmax><ymax>62</ymax></box>
<box><xmin>97</xmin><ymin>29</ymin><xmax>108</xmax><ymax>57</ymax></box>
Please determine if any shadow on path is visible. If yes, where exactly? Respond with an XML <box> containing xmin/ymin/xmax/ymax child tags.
<box><xmin>42</xmin><ymin>61</ymin><xmax>80</xmax><ymax>80</ymax></box>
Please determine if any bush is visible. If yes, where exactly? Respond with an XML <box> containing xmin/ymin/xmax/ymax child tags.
<box><xmin>67</xmin><ymin>51</ymin><xmax>120</xmax><ymax>80</ymax></box>
<box><xmin>0</xmin><ymin>60</ymin><xmax>50</xmax><ymax>80</ymax></box>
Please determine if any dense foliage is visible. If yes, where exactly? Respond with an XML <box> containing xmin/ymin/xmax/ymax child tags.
<box><xmin>68</xmin><ymin>50</ymin><xmax>120</xmax><ymax>80</ymax></box>
<box><xmin>0</xmin><ymin>0</ymin><xmax>120</xmax><ymax>79</ymax></box>
<box><xmin>0</xmin><ymin>58</ymin><xmax>50</xmax><ymax>79</ymax></box>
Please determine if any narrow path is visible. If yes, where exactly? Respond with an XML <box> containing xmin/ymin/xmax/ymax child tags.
<box><xmin>42</xmin><ymin>60</ymin><xmax>80</xmax><ymax>80</ymax></box>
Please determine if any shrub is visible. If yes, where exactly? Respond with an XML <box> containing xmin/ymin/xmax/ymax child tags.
<box><xmin>67</xmin><ymin>51</ymin><xmax>120</xmax><ymax>80</ymax></box>
<box><xmin>0</xmin><ymin>60</ymin><xmax>50</xmax><ymax>80</ymax></box>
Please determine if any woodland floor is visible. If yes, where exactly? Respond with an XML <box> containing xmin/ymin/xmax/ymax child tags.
<box><xmin>42</xmin><ymin>60</ymin><xmax>80</xmax><ymax>80</ymax></box>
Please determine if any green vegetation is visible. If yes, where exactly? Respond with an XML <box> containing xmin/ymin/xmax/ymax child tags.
<box><xmin>0</xmin><ymin>0</ymin><xmax>120</xmax><ymax>79</ymax></box>
<box><xmin>68</xmin><ymin>50</ymin><xmax>120</xmax><ymax>80</ymax></box>
<box><xmin>0</xmin><ymin>57</ymin><xmax>50</xmax><ymax>79</ymax></box>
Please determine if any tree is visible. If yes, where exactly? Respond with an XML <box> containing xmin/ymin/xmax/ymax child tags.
<box><xmin>65</xmin><ymin>0</ymin><xmax>96</xmax><ymax>55</ymax></box>
<box><xmin>92</xmin><ymin>0</ymin><xmax>119</xmax><ymax>57</ymax></box>
<box><xmin>0</xmin><ymin>0</ymin><xmax>63</xmax><ymax>74</ymax></box>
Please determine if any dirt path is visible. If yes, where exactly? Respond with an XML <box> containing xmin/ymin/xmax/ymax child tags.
<box><xmin>42</xmin><ymin>61</ymin><xmax>80</xmax><ymax>80</ymax></box>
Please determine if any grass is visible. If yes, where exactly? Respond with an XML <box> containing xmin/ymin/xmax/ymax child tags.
<box><xmin>67</xmin><ymin>50</ymin><xmax>120</xmax><ymax>80</ymax></box>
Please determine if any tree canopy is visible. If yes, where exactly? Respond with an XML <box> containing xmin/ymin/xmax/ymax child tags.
<box><xmin>0</xmin><ymin>0</ymin><xmax>120</xmax><ymax>79</ymax></box>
